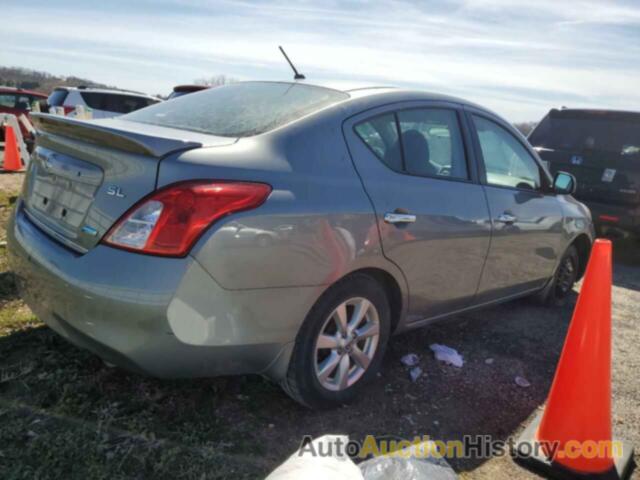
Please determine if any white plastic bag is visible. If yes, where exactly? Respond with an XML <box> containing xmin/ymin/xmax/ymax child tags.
<box><xmin>429</xmin><ymin>344</ymin><xmax>464</xmax><ymax>368</ymax></box>
<box><xmin>266</xmin><ymin>435</ymin><xmax>363</xmax><ymax>480</ymax></box>
<box><xmin>359</xmin><ymin>441</ymin><xmax>458</xmax><ymax>480</ymax></box>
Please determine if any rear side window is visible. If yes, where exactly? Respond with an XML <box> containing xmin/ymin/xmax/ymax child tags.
<box><xmin>80</xmin><ymin>92</ymin><xmax>157</xmax><ymax>113</ymax></box>
<box><xmin>355</xmin><ymin>108</ymin><xmax>468</xmax><ymax>180</ymax></box>
<box><xmin>105</xmin><ymin>94</ymin><xmax>156</xmax><ymax>113</ymax></box>
<box><xmin>47</xmin><ymin>89</ymin><xmax>68</xmax><ymax>106</ymax></box>
<box><xmin>122</xmin><ymin>82</ymin><xmax>349</xmax><ymax>137</ymax></box>
<box><xmin>354</xmin><ymin>113</ymin><xmax>402</xmax><ymax>171</ymax></box>
<box><xmin>473</xmin><ymin>115</ymin><xmax>541</xmax><ymax>190</ymax></box>
<box><xmin>79</xmin><ymin>91</ymin><xmax>108</xmax><ymax>110</ymax></box>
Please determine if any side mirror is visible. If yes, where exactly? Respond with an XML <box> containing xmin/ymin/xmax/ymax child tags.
<box><xmin>554</xmin><ymin>171</ymin><xmax>576</xmax><ymax>195</ymax></box>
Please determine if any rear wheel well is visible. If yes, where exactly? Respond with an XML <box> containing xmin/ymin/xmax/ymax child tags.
<box><xmin>571</xmin><ymin>234</ymin><xmax>592</xmax><ymax>280</ymax></box>
<box><xmin>346</xmin><ymin>268</ymin><xmax>403</xmax><ymax>334</ymax></box>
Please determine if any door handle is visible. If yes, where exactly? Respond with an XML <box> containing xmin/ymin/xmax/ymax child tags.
<box><xmin>496</xmin><ymin>213</ymin><xmax>517</xmax><ymax>224</ymax></box>
<box><xmin>384</xmin><ymin>212</ymin><xmax>416</xmax><ymax>224</ymax></box>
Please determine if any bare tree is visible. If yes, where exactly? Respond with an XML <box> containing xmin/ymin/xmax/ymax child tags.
<box><xmin>193</xmin><ymin>75</ymin><xmax>237</xmax><ymax>87</ymax></box>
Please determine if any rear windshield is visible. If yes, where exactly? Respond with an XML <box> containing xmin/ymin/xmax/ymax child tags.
<box><xmin>529</xmin><ymin>110</ymin><xmax>640</xmax><ymax>156</ymax></box>
<box><xmin>122</xmin><ymin>82</ymin><xmax>350</xmax><ymax>137</ymax></box>
<box><xmin>48</xmin><ymin>89</ymin><xmax>68</xmax><ymax>106</ymax></box>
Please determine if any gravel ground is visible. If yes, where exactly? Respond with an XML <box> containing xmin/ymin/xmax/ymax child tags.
<box><xmin>0</xmin><ymin>171</ymin><xmax>638</xmax><ymax>479</ymax></box>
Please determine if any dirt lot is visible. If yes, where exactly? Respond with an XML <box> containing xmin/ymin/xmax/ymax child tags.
<box><xmin>0</xmin><ymin>171</ymin><xmax>638</xmax><ymax>479</ymax></box>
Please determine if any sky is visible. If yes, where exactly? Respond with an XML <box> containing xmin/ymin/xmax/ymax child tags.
<box><xmin>2</xmin><ymin>0</ymin><xmax>640</xmax><ymax>122</ymax></box>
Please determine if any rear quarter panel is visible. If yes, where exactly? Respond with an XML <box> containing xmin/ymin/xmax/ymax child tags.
<box><xmin>158</xmin><ymin>108</ymin><xmax>408</xmax><ymax>297</ymax></box>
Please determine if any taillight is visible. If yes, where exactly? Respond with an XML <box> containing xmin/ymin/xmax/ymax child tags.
<box><xmin>103</xmin><ymin>180</ymin><xmax>271</xmax><ymax>257</ymax></box>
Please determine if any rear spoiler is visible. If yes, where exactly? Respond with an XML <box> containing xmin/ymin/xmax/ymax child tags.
<box><xmin>30</xmin><ymin>113</ymin><xmax>204</xmax><ymax>158</ymax></box>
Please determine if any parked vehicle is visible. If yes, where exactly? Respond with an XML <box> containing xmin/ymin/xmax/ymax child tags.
<box><xmin>47</xmin><ymin>86</ymin><xmax>160</xmax><ymax>118</ymax></box>
<box><xmin>8</xmin><ymin>82</ymin><xmax>593</xmax><ymax>408</ymax></box>
<box><xmin>0</xmin><ymin>86</ymin><xmax>47</xmax><ymax>149</ymax></box>
<box><xmin>529</xmin><ymin>108</ymin><xmax>640</xmax><ymax>237</ymax></box>
<box><xmin>167</xmin><ymin>84</ymin><xmax>209</xmax><ymax>100</ymax></box>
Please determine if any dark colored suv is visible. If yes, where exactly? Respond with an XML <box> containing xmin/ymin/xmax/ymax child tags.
<box><xmin>529</xmin><ymin>109</ymin><xmax>640</xmax><ymax>236</ymax></box>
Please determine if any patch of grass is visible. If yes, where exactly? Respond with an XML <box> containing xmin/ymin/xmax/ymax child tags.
<box><xmin>0</xmin><ymin>403</ymin><xmax>265</xmax><ymax>479</ymax></box>
<box><xmin>0</xmin><ymin>177</ymin><xmax>274</xmax><ymax>477</ymax></box>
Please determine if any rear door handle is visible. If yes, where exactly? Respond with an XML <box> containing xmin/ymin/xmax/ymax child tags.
<box><xmin>496</xmin><ymin>213</ymin><xmax>517</xmax><ymax>224</ymax></box>
<box><xmin>384</xmin><ymin>212</ymin><xmax>416</xmax><ymax>224</ymax></box>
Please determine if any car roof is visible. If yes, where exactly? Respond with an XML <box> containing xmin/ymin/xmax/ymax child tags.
<box><xmin>0</xmin><ymin>86</ymin><xmax>47</xmax><ymax>97</ymax></box>
<box><xmin>53</xmin><ymin>86</ymin><xmax>159</xmax><ymax>100</ymax></box>
<box><xmin>344</xmin><ymin>85</ymin><xmax>474</xmax><ymax>104</ymax></box>
<box><xmin>549</xmin><ymin>108</ymin><xmax>640</xmax><ymax>119</ymax></box>
<box><xmin>328</xmin><ymin>83</ymin><xmax>498</xmax><ymax>118</ymax></box>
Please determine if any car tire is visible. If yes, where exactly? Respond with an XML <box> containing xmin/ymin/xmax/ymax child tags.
<box><xmin>537</xmin><ymin>245</ymin><xmax>579</xmax><ymax>307</ymax></box>
<box><xmin>281</xmin><ymin>273</ymin><xmax>391</xmax><ymax>409</ymax></box>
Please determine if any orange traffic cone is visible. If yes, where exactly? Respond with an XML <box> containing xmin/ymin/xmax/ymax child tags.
<box><xmin>2</xmin><ymin>125</ymin><xmax>23</xmax><ymax>172</ymax></box>
<box><xmin>514</xmin><ymin>239</ymin><xmax>634</xmax><ymax>479</ymax></box>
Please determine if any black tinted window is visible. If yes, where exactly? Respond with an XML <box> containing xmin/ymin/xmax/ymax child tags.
<box><xmin>106</xmin><ymin>95</ymin><xmax>156</xmax><ymax>113</ymax></box>
<box><xmin>123</xmin><ymin>82</ymin><xmax>349</xmax><ymax>137</ymax></box>
<box><xmin>48</xmin><ymin>89</ymin><xmax>68</xmax><ymax>106</ymax></box>
<box><xmin>80</xmin><ymin>92</ymin><xmax>157</xmax><ymax>113</ymax></box>
<box><xmin>354</xmin><ymin>114</ymin><xmax>402</xmax><ymax>171</ymax></box>
<box><xmin>398</xmin><ymin>109</ymin><xmax>468</xmax><ymax>179</ymax></box>
<box><xmin>79</xmin><ymin>92</ymin><xmax>107</xmax><ymax>109</ymax></box>
<box><xmin>529</xmin><ymin>110</ymin><xmax>640</xmax><ymax>156</ymax></box>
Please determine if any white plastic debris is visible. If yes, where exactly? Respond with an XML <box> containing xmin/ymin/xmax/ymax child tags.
<box><xmin>267</xmin><ymin>436</ymin><xmax>458</xmax><ymax>480</ymax></box>
<box><xmin>484</xmin><ymin>358</ymin><xmax>494</xmax><ymax>365</ymax></box>
<box><xmin>403</xmin><ymin>414</ymin><xmax>417</xmax><ymax>426</ymax></box>
<box><xmin>429</xmin><ymin>344</ymin><xmax>464</xmax><ymax>368</ymax></box>
<box><xmin>515</xmin><ymin>376</ymin><xmax>531</xmax><ymax>388</ymax></box>
<box><xmin>409</xmin><ymin>366</ymin><xmax>423</xmax><ymax>382</ymax></box>
<box><xmin>401</xmin><ymin>354</ymin><xmax>420</xmax><ymax>367</ymax></box>
<box><xmin>266</xmin><ymin>435</ymin><xmax>363</xmax><ymax>480</ymax></box>
<box><xmin>360</xmin><ymin>441</ymin><xmax>458</xmax><ymax>480</ymax></box>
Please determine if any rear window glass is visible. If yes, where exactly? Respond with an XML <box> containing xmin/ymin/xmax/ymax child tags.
<box><xmin>122</xmin><ymin>82</ymin><xmax>350</xmax><ymax>137</ymax></box>
<box><xmin>48</xmin><ymin>89</ymin><xmax>68</xmax><ymax>106</ymax></box>
<box><xmin>0</xmin><ymin>94</ymin><xmax>17</xmax><ymax>108</ymax></box>
<box><xmin>529</xmin><ymin>111</ymin><xmax>640</xmax><ymax>156</ymax></box>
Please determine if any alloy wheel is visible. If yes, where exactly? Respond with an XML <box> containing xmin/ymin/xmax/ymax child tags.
<box><xmin>314</xmin><ymin>297</ymin><xmax>380</xmax><ymax>391</ymax></box>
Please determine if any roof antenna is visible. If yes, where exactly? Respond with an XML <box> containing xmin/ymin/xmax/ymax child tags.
<box><xmin>279</xmin><ymin>46</ymin><xmax>305</xmax><ymax>80</ymax></box>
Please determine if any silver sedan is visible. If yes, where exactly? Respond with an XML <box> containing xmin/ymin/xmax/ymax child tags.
<box><xmin>8</xmin><ymin>81</ymin><xmax>593</xmax><ymax>408</ymax></box>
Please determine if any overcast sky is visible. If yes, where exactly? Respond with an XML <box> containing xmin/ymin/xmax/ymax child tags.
<box><xmin>3</xmin><ymin>0</ymin><xmax>640</xmax><ymax>122</ymax></box>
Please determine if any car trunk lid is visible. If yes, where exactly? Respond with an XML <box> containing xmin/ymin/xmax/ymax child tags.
<box><xmin>22</xmin><ymin>113</ymin><xmax>236</xmax><ymax>253</ymax></box>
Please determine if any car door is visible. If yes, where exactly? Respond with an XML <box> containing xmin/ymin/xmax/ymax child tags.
<box><xmin>466</xmin><ymin>109</ymin><xmax>565</xmax><ymax>302</ymax></box>
<box><xmin>343</xmin><ymin>102</ymin><xmax>492</xmax><ymax>322</ymax></box>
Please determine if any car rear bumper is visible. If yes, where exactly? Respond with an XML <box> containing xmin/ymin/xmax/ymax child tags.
<box><xmin>584</xmin><ymin>200</ymin><xmax>640</xmax><ymax>236</ymax></box>
<box><xmin>7</xmin><ymin>202</ymin><xmax>304</xmax><ymax>380</ymax></box>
